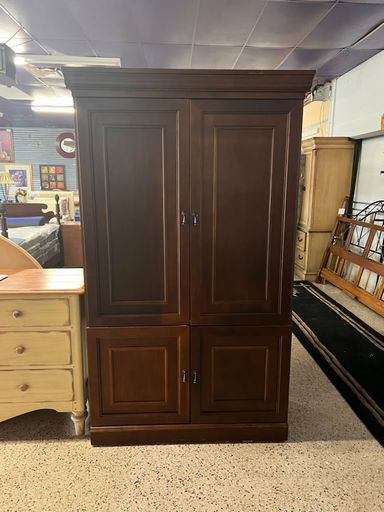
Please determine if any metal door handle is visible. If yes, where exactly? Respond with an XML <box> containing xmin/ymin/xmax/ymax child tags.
<box><xmin>192</xmin><ymin>370</ymin><xmax>198</xmax><ymax>384</ymax></box>
<box><xmin>181</xmin><ymin>211</ymin><xmax>187</xmax><ymax>225</ymax></box>
<box><xmin>181</xmin><ymin>369</ymin><xmax>187</xmax><ymax>383</ymax></box>
<box><xmin>192</xmin><ymin>212</ymin><xmax>199</xmax><ymax>227</ymax></box>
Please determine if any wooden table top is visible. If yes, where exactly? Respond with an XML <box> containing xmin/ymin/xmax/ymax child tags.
<box><xmin>0</xmin><ymin>268</ymin><xmax>84</xmax><ymax>295</ymax></box>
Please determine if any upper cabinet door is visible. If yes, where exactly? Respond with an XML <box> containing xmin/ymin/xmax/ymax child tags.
<box><xmin>190</xmin><ymin>99</ymin><xmax>303</xmax><ymax>325</ymax></box>
<box><xmin>77</xmin><ymin>99</ymin><xmax>189</xmax><ymax>326</ymax></box>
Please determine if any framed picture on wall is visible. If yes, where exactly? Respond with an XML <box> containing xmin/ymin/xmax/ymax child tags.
<box><xmin>0</xmin><ymin>129</ymin><xmax>14</xmax><ymax>162</ymax></box>
<box><xmin>3</xmin><ymin>163</ymin><xmax>33</xmax><ymax>198</ymax></box>
<box><xmin>40</xmin><ymin>165</ymin><xmax>66</xmax><ymax>190</ymax></box>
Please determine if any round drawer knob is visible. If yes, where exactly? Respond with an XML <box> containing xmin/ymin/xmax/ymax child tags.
<box><xmin>12</xmin><ymin>310</ymin><xmax>22</xmax><ymax>319</ymax></box>
<box><xmin>18</xmin><ymin>384</ymin><xmax>29</xmax><ymax>392</ymax></box>
<box><xmin>15</xmin><ymin>345</ymin><xmax>26</xmax><ymax>354</ymax></box>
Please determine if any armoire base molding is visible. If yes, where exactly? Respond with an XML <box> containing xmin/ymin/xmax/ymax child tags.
<box><xmin>90</xmin><ymin>423</ymin><xmax>288</xmax><ymax>446</ymax></box>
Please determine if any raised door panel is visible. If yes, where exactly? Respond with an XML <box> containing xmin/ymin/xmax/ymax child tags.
<box><xmin>87</xmin><ymin>326</ymin><xmax>189</xmax><ymax>426</ymax></box>
<box><xmin>190</xmin><ymin>326</ymin><xmax>291</xmax><ymax>423</ymax></box>
<box><xmin>76</xmin><ymin>99</ymin><xmax>189</xmax><ymax>326</ymax></box>
<box><xmin>190</xmin><ymin>99</ymin><xmax>303</xmax><ymax>325</ymax></box>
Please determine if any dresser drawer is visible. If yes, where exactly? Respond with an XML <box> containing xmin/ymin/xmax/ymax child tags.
<box><xmin>0</xmin><ymin>299</ymin><xmax>70</xmax><ymax>327</ymax></box>
<box><xmin>295</xmin><ymin>249</ymin><xmax>306</xmax><ymax>269</ymax></box>
<box><xmin>0</xmin><ymin>369</ymin><xmax>73</xmax><ymax>403</ymax></box>
<box><xmin>0</xmin><ymin>332</ymin><xmax>71</xmax><ymax>366</ymax></box>
<box><xmin>296</xmin><ymin>229</ymin><xmax>307</xmax><ymax>251</ymax></box>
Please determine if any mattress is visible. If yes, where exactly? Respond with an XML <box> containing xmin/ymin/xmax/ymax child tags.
<box><xmin>8</xmin><ymin>223</ymin><xmax>61</xmax><ymax>266</ymax></box>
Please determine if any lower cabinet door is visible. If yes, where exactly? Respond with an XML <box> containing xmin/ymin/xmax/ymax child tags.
<box><xmin>191</xmin><ymin>326</ymin><xmax>291</xmax><ymax>423</ymax></box>
<box><xmin>88</xmin><ymin>326</ymin><xmax>189</xmax><ymax>426</ymax></box>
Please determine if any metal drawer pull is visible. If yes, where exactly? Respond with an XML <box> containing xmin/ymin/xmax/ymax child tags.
<box><xmin>181</xmin><ymin>369</ymin><xmax>187</xmax><ymax>383</ymax></box>
<box><xmin>298</xmin><ymin>254</ymin><xmax>304</xmax><ymax>260</ymax></box>
<box><xmin>12</xmin><ymin>310</ymin><xmax>22</xmax><ymax>319</ymax></box>
<box><xmin>192</xmin><ymin>370</ymin><xmax>198</xmax><ymax>384</ymax></box>
<box><xmin>298</xmin><ymin>237</ymin><xmax>303</xmax><ymax>242</ymax></box>
<box><xmin>181</xmin><ymin>211</ymin><xmax>187</xmax><ymax>225</ymax></box>
<box><xmin>18</xmin><ymin>384</ymin><xmax>29</xmax><ymax>392</ymax></box>
<box><xmin>15</xmin><ymin>346</ymin><xmax>26</xmax><ymax>354</ymax></box>
<box><xmin>192</xmin><ymin>212</ymin><xmax>199</xmax><ymax>227</ymax></box>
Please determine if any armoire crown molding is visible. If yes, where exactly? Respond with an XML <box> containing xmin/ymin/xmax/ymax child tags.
<box><xmin>63</xmin><ymin>68</ymin><xmax>314</xmax><ymax>99</ymax></box>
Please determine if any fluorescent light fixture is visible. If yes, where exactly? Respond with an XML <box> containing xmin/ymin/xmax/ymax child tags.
<box><xmin>14</xmin><ymin>54</ymin><xmax>121</xmax><ymax>67</ymax></box>
<box><xmin>31</xmin><ymin>95</ymin><xmax>74</xmax><ymax>114</ymax></box>
<box><xmin>31</xmin><ymin>105</ymin><xmax>75</xmax><ymax>114</ymax></box>
<box><xmin>14</xmin><ymin>55</ymin><xmax>26</xmax><ymax>66</ymax></box>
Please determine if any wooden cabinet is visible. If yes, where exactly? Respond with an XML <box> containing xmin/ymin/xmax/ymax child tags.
<box><xmin>296</xmin><ymin>137</ymin><xmax>355</xmax><ymax>281</ymax></box>
<box><xmin>77</xmin><ymin>99</ymin><xmax>189</xmax><ymax>326</ymax></box>
<box><xmin>0</xmin><ymin>269</ymin><xmax>87</xmax><ymax>435</ymax></box>
<box><xmin>61</xmin><ymin>221</ymin><xmax>83</xmax><ymax>268</ymax></box>
<box><xmin>190</xmin><ymin>326</ymin><xmax>291</xmax><ymax>424</ymax></box>
<box><xmin>64</xmin><ymin>68</ymin><xmax>313</xmax><ymax>445</ymax></box>
<box><xmin>88</xmin><ymin>327</ymin><xmax>189</xmax><ymax>426</ymax></box>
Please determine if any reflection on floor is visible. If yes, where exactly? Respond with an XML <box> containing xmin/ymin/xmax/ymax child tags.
<box><xmin>0</xmin><ymin>284</ymin><xmax>383</xmax><ymax>512</ymax></box>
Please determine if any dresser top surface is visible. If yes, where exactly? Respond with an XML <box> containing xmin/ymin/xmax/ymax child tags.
<box><xmin>0</xmin><ymin>268</ymin><xmax>84</xmax><ymax>295</ymax></box>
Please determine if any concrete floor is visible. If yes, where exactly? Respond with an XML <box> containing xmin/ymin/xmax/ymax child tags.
<box><xmin>0</xmin><ymin>284</ymin><xmax>383</xmax><ymax>512</ymax></box>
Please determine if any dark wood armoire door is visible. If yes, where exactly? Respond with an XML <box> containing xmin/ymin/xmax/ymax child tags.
<box><xmin>190</xmin><ymin>326</ymin><xmax>291</xmax><ymax>424</ymax></box>
<box><xmin>190</xmin><ymin>100</ymin><xmax>303</xmax><ymax>325</ymax></box>
<box><xmin>88</xmin><ymin>326</ymin><xmax>190</xmax><ymax>426</ymax></box>
<box><xmin>77</xmin><ymin>99</ymin><xmax>189</xmax><ymax>326</ymax></box>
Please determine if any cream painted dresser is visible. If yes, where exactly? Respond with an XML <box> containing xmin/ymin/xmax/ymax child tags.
<box><xmin>295</xmin><ymin>137</ymin><xmax>355</xmax><ymax>281</ymax></box>
<box><xmin>0</xmin><ymin>268</ymin><xmax>87</xmax><ymax>435</ymax></box>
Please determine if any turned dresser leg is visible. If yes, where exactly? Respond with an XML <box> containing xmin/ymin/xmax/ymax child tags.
<box><xmin>71</xmin><ymin>411</ymin><xmax>86</xmax><ymax>436</ymax></box>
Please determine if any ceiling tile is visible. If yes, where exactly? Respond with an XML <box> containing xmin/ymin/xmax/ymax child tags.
<box><xmin>353</xmin><ymin>23</ymin><xmax>384</xmax><ymax>50</ymax></box>
<box><xmin>143</xmin><ymin>44</ymin><xmax>191</xmax><ymax>68</ymax></box>
<box><xmin>91</xmin><ymin>41</ymin><xmax>146</xmax><ymax>67</ymax></box>
<box><xmin>279</xmin><ymin>48</ymin><xmax>340</xmax><ymax>70</ymax></box>
<box><xmin>66</xmin><ymin>0</ymin><xmax>139</xmax><ymax>43</ymax></box>
<box><xmin>191</xmin><ymin>45</ymin><xmax>240</xmax><ymax>68</ymax></box>
<box><xmin>130</xmin><ymin>0</ymin><xmax>198</xmax><ymax>44</ymax></box>
<box><xmin>7</xmin><ymin>37</ymin><xmax>45</xmax><ymax>54</ymax></box>
<box><xmin>0</xmin><ymin>0</ymin><xmax>86</xmax><ymax>40</ymax></box>
<box><xmin>316</xmin><ymin>48</ymin><xmax>380</xmax><ymax>79</ymax></box>
<box><xmin>300</xmin><ymin>3</ymin><xmax>384</xmax><ymax>49</ymax></box>
<box><xmin>248</xmin><ymin>2</ymin><xmax>332</xmax><ymax>48</ymax></box>
<box><xmin>235</xmin><ymin>47</ymin><xmax>292</xmax><ymax>69</ymax></box>
<box><xmin>195</xmin><ymin>0</ymin><xmax>266</xmax><ymax>45</ymax></box>
<box><xmin>0</xmin><ymin>9</ymin><xmax>22</xmax><ymax>40</ymax></box>
<box><xmin>38</xmin><ymin>39</ymin><xmax>95</xmax><ymax>56</ymax></box>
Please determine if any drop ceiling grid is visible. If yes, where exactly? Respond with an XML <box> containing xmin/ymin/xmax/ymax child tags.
<box><xmin>0</xmin><ymin>0</ymin><xmax>383</xmax><ymax>79</ymax></box>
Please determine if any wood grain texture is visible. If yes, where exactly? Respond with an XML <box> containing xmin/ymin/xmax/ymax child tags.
<box><xmin>0</xmin><ymin>298</ymin><xmax>69</xmax><ymax>327</ymax></box>
<box><xmin>90</xmin><ymin>422</ymin><xmax>288</xmax><ymax>446</ymax></box>
<box><xmin>0</xmin><ymin>331</ymin><xmax>71</xmax><ymax>366</ymax></box>
<box><xmin>0</xmin><ymin>269</ymin><xmax>84</xmax><ymax>294</ymax></box>
<box><xmin>0</xmin><ymin>369</ymin><xmax>73</xmax><ymax>402</ymax></box>
<box><xmin>190</xmin><ymin>326</ymin><xmax>291</xmax><ymax>424</ymax></box>
<box><xmin>66</xmin><ymin>69</ymin><xmax>313</xmax><ymax>444</ymax></box>
<box><xmin>63</xmin><ymin>68</ymin><xmax>314</xmax><ymax>99</ymax></box>
<box><xmin>77</xmin><ymin>99</ymin><xmax>189</xmax><ymax>326</ymax></box>
<box><xmin>61</xmin><ymin>223</ymin><xmax>84</xmax><ymax>268</ymax></box>
<box><xmin>87</xmin><ymin>326</ymin><xmax>189</xmax><ymax>426</ymax></box>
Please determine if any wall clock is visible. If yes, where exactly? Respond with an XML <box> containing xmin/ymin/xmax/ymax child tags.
<box><xmin>56</xmin><ymin>132</ymin><xmax>76</xmax><ymax>158</ymax></box>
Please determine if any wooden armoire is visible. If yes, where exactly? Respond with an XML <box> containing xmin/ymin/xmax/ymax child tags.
<box><xmin>64</xmin><ymin>69</ymin><xmax>314</xmax><ymax>446</ymax></box>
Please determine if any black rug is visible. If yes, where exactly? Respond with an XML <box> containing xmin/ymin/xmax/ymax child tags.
<box><xmin>292</xmin><ymin>281</ymin><xmax>384</xmax><ymax>446</ymax></box>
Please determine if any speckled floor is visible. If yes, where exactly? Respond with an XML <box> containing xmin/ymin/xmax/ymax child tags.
<box><xmin>0</xmin><ymin>284</ymin><xmax>383</xmax><ymax>512</ymax></box>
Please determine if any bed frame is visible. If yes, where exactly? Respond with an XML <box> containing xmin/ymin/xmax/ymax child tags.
<box><xmin>0</xmin><ymin>194</ymin><xmax>63</xmax><ymax>268</ymax></box>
